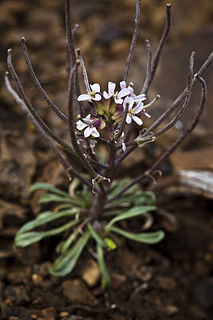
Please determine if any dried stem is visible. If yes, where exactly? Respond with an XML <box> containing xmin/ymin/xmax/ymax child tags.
<box><xmin>142</xmin><ymin>4</ymin><xmax>171</xmax><ymax>95</ymax></box>
<box><xmin>141</xmin><ymin>39</ymin><xmax>152</xmax><ymax>94</ymax></box>
<box><xmin>123</xmin><ymin>0</ymin><xmax>141</xmax><ymax>82</ymax></box>
<box><xmin>64</xmin><ymin>0</ymin><xmax>83</xmax><ymax>116</ymax></box>
<box><xmin>154</xmin><ymin>51</ymin><xmax>195</xmax><ymax>137</ymax></box>
<box><xmin>21</xmin><ymin>37</ymin><xmax>68</xmax><ymax>123</ymax></box>
<box><xmin>115</xmin><ymin>51</ymin><xmax>213</xmax><ymax>166</ymax></box>
<box><xmin>67</xmin><ymin>63</ymin><xmax>102</xmax><ymax>186</ymax></box>
<box><xmin>108</xmin><ymin>75</ymin><xmax>207</xmax><ymax>203</ymax></box>
<box><xmin>5</xmin><ymin>73</ymin><xmax>92</xmax><ymax>188</ymax></box>
<box><xmin>77</xmin><ymin>48</ymin><xmax>90</xmax><ymax>93</ymax></box>
<box><xmin>7</xmin><ymin>49</ymin><xmax>76</xmax><ymax>157</ymax></box>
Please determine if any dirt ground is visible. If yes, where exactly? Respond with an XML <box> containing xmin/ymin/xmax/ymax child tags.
<box><xmin>0</xmin><ymin>0</ymin><xmax>213</xmax><ymax>319</ymax></box>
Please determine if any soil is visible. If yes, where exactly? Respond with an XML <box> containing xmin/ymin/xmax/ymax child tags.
<box><xmin>0</xmin><ymin>0</ymin><xmax>213</xmax><ymax>319</ymax></box>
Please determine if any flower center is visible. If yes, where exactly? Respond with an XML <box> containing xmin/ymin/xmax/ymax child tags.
<box><xmin>129</xmin><ymin>108</ymin><xmax>135</xmax><ymax>115</ymax></box>
<box><xmin>90</xmin><ymin>91</ymin><xmax>96</xmax><ymax>98</ymax></box>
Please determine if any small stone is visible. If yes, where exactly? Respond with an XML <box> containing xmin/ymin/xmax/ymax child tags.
<box><xmin>62</xmin><ymin>279</ymin><xmax>98</xmax><ymax>305</ymax></box>
<box><xmin>165</xmin><ymin>305</ymin><xmax>179</xmax><ymax>315</ymax></box>
<box><xmin>156</xmin><ymin>275</ymin><xmax>176</xmax><ymax>291</ymax></box>
<box><xmin>59</xmin><ymin>312</ymin><xmax>69</xmax><ymax>317</ymax></box>
<box><xmin>32</xmin><ymin>273</ymin><xmax>43</xmax><ymax>286</ymax></box>
<box><xmin>81</xmin><ymin>259</ymin><xmax>101</xmax><ymax>287</ymax></box>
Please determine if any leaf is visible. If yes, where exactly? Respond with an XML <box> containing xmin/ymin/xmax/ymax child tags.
<box><xmin>29</xmin><ymin>183</ymin><xmax>69</xmax><ymax>197</ymax></box>
<box><xmin>15</xmin><ymin>219</ymin><xmax>78</xmax><ymax>247</ymax></box>
<box><xmin>111</xmin><ymin>226</ymin><xmax>165</xmax><ymax>244</ymax></box>
<box><xmin>16</xmin><ymin>209</ymin><xmax>78</xmax><ymax>235</ymax></box>
<box><xmin>38</xmin><ymin>194</ymin><xmax>82</xmax><ymax>206</ymax></box>
<box><xmin>87</xmin><ymin>223</ymin><xmax>107</xmax><ymax>248</ymax></box>
<box><xmin>104</xmin><ymin>237</ymin><xmax>117</xmax><ymax>250</ymax></box>
<box><xmin>49</xmin><ymin>231</ymin><xmax>90</xmax><ymax>276</ymax></box>
<box><xmin>97</xmin><ymin>242</ymin><xmax>111</xmax><ymax>288</ymax></box>
<box><xmin>105</xmin><ymin>206</ymin><xmax>156</xmax><ymax>232</ymax></box>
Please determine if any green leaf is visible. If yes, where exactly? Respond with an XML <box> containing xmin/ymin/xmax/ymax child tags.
<box><xmin>111</xmin><ymin>226</ymin><xmax>165</xmax><ymax>244</ymax></box>
<box><xmin>105</xmin><ymin>206</ymin><xmax>156</xmax><ymax>232</ymax></box>
<box><xmin>87</xmin><ymin>223</ymin><xmax>107</xmax><ymax>248</ymax></box>
<box><xmin>49</xmin><ymin>231</ymin><xmax>90</xmax><ymax>276</ymax></box>
<box><xmin>104</xmin><ymin>237</ymin><xmax>117</xmax><ymax>250</ymax></box>
<box><xmin>38</xmin><ymin>194</ymin><xmax>82</xmax><ymax>206</ymax></box>
<box><xmin>29</xmin><ymin>183</ymin><xmax>69</xmax><ymax>197</ymax></box>
<box><xmin>16</xmin><ymin>209</ymin><xmax>78</xmax><ymax>235</ymax></box>
<box><xmin>97</xmin><ymin>242</ymin><xmax>111</xmax><ymax>288</ymax></box>
<box><xmin>15</xmin><ymin>219</ymin><xmax>78</xmax><ymax>247</ymax></box>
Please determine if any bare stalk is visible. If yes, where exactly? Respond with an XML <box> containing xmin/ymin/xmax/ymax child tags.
<box><xmin>5</xmin><ymin>73</ymin><xmax>92</xmax><ymax>188</ymax></box>
<box><xmin>7</xmin><ymin>49</ymin><xmax>77</xmax><ymax>157</ymax></box>
<box><xmin>108</xmin><ymin>75</ymin><xmax>207</xmax><ymax>203</ymax></box>
<box><xmin>77</xmin><ymin>48</ymin><xmax>90</xmax><ymax>93</ymax></box>
<box><xmin>64</xmin><ymin>0</ymin><xmax>83</xmax><ymax>116</ymax></box>
<box><xmin>123</xmin><ymin>0</ymin><xmax>141</xmax><ymax>82</ymax></box>
<box><xmin>141</xmin><ymin>39</ymin><xmax>152</xmax><ymax>94</ymax></box>
<box><xmin>142</xmin><ymin>4</ymin><xmax>172</xmax><ymax>95</ymax></box>
<box><xmin>67</xmin><ymin>63</ymin><xmax>103</xmax><ymax>186</ymax></box>
<box><xmin>115</xmin><ymin>51</ymin><xmax>213</xmax><ymax>166</ymax></box>
<box><xmin>21</xmin><ymin>37</ymin><xmax>68</xmax><ymax>123</ymax></box>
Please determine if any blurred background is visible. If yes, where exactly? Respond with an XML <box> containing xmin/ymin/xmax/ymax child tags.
<box><xmin>0</xmin><ymin>0</ymin><xmax>213</xmax><ymax>202</ymax></box>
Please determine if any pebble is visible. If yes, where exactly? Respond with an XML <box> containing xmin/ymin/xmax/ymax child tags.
<box><xmin>156</xmin><ymin>275</ymin><xmax>176</xmax><ymax>291</ymax></box>
<box><xmin>62</xmin><ymin>279</ymin><xmax>98</xmax><ymax>305</ymax></box>
<box><xmin>81</xmin><ymin>259</ymin><xmax>101</xmax><ymax>287</ymax></box>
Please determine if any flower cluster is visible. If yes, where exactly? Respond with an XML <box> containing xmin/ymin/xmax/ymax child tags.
<box><xmin>76</xmin><ymin>81</ymin><xmax>149</xmax><ymax>138</ymax></box>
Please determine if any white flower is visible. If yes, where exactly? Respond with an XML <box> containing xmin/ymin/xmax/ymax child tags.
<box><xmin>77</xmin><ymin>83</ymin><xmax>102</xmax><ymax>102</ymax></box>
<box><xmin>103</xmin><ymin>81</ymin><xmax>131</xmax><ymax>104</ymax></box>
<box><xmin>120</xmin><ymin>81</ymin><xmax>146</xmax><ymax>104</ymax></box>
<box><xmin>124</xmin><ymin>96</ymin><xmax>144</xmax><ymax>126</ymax></box>
<box><xmin>76</xmin><ymin>114</ymin><xmax>100</xmax><ymax>138</ymax></box>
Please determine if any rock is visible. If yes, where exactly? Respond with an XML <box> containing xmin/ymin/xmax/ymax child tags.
<box><xmin>4</xmin><ymin>285</ymin><xmax>30</xmax><ymax>305</ymax></box>
<box><xmin>156</xmin><ymin>275</ymin><xmax>176</xmax><ymax>291</ymax></box>
<box><xmin>62</xmin><ymin>279</ymin><xmax>98</xmax><ymax>305</ymax></box>
<box><xmin>0</xmin><ymin>199</ymin><xmax>26</xmax><ymax>230</ymax></box>
<box><xmin>7</xmin><ymin>266</ymin><xmax>31</xmax><ymax>284</ymax></box>
<box><xmin>81</xmin><ymin>259</ymin><xmax>101</xmax><ymax>287</ymax></box>
<box><xmin>194</xmin><ymin>277</ymin><xmax>213</xmax><ymax>309</ymax></box>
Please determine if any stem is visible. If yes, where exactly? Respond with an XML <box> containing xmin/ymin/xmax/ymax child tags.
<box><xmin>21</xmin><ymin>37</ymin><xmax>68</xmax><ymax>123</ymax></box>
<box><xmin>123</xmin><ymin>0</ymin><xmax>141</xmax><ymax>82</ymax></box>
<box><xmin>108</xmin><ymin>75</ymin><xmax>207</xmax><ymax>203</ymax></box>
<box><xmin>5</xmin><ymin>73</ymin><xmax>92</xmax><ymax>188</ymax></box>
<box><xmin>142</xmin><ymin>4</ymin><xmax>172</xmax><ymax>95</ymax></box>
<box><xmin>7</xmin><ymin>49</ymin><xmax>77</xmax><ymax>157</ymax></box>
<box><xmin>141</xmin><ymin>39</ymin><xmax>152</xmax><ymax>95</ymax></box>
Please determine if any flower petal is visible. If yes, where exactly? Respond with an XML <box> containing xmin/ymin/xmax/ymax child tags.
<box><xmin>134</xmin><ymin>94</ymin><xmax>146</xmax><ymax>102</ymax></box>
<box><xmin>132</xmin><ymin>115</ymin><xmax>143</xmax><ymax>126</ymax></box>
<box><xmin>117</xmin><ymin>88</ymin><xmax>131</xmax><ymax>98</ymax></box>
<box><xmin>84</xmin><ymin>126</ymin><xmax>93</xmax><ymax>138</ymax></box>
<box><xmin>90</xmin><ymin>83</ymin><xmax>100</xmax><ymax>93</ymax></box>
<box><xmin>93</xmin><ymin>93</ymin><xmax>102</xmax><ymax>101</ymax></box>
<box><xmin>77</xmin><ymin>94</ymin><xmax>91</xmax><ymax>101</ymax></box>
<box><xmin>91</xmin><ymin>128</ymin><xmax>100</xmax><ymax>137</ymax></box>
<box><xmin>143</xmin><ymin>110</ymin><xmax>151</xmax><ymax>118</ymax></box>
<box><xmin>126</xmin><ymin>114</ymin><xmax>132</xmax><ymax>124</ymax></box>
<box><xmin>108</xmin><ymin>82</ymin><xmax>116</xmax><ymax>95</ymax></box>
<box><xmin>134</xmin><ymin>102</ymin><xmax>144</xmax><ymax>114</ymax></box>
<box><xmin>114</xmin><ymin>97</ymin><xmax>123</xmax><ymax>104</ymax></box>
<box><xmin>120</xmin><ymin>81</ymin><xmax>126</xmax><ymax>89</ymax></box>
<box><xmin>103</xmin><ymin>91</ymin><xmax>110</xmax><ymax>99</ymax></box>
<box><xmin>76</xmin><ymin>120</ymin><xmax>88</xmax><ymax>130</ymax></box>
<box><xmin>122</xmin><ymin>142</ymin><xmax>127</xmax><ymax>152</ymax></box>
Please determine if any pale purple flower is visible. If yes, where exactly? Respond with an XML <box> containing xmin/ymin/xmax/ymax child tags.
<box><xmin>124</xmin><ymin>96</ymin><xmax>144</xmax><ymax>126</ymax></box>
<box><xmin>120</xmin><ymin>81</ymin><xmax>146</xmax><ymax>104</ymax></box>
<box><xmin>103</xmin><ymin>81</ymin><xmax>131</xmax><ymax>104</ymax></box>
<box><xmin>77</xmin><ymin>83</ymin><xmax>102</xmax><ymax>102</ymax></box>
<box><xmin>76</xmin><ymin>114</ymin><xmax>100</xmax><ymax>138</ymax></box>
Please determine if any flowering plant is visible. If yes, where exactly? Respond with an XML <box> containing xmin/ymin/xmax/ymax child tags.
<box><xmin>5</xmin><ymin>0</ymin><xmax>212</xmax><ymax>287</ymax></box>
